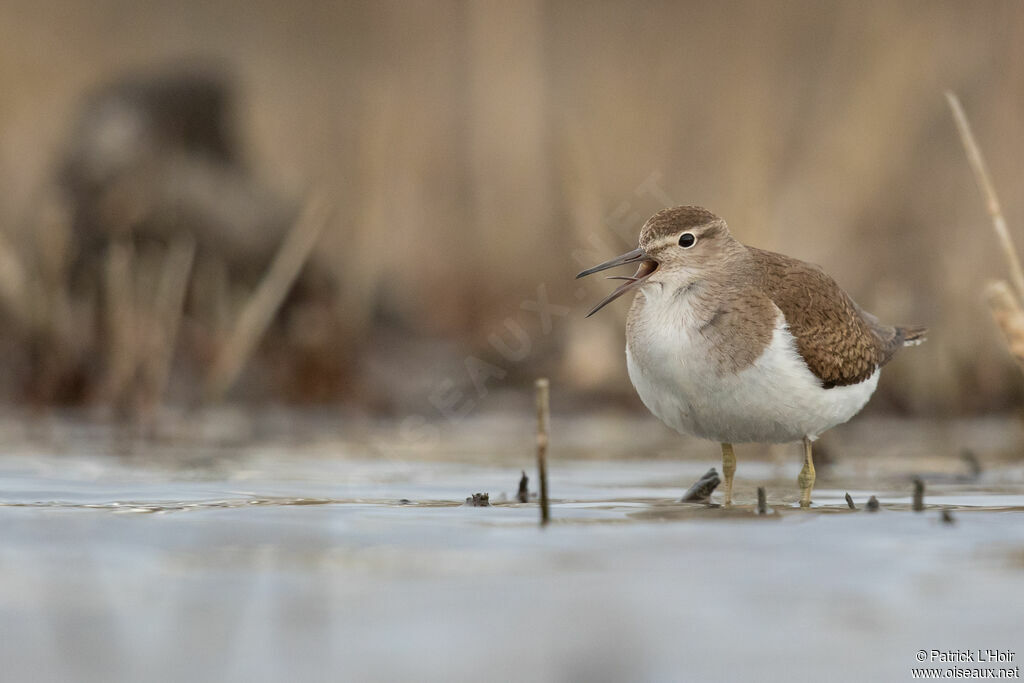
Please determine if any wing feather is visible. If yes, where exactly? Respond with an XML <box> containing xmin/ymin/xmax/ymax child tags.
<box><xmin>749</xmin><ymin>248</ymin><xmax>908</xmax><ymax>388</ymax></box>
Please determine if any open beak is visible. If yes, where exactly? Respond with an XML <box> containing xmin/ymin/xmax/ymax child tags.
<box><xmin>575</xmin><ymin>247</ymin><xmax>659</xmax><ymax>317</ymax></box>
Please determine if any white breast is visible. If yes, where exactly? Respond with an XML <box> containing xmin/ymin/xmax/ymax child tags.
<box><xmin>626</xmin><ymin>289</ymin><xmax>878</xmax><ymax>444</ymax></box>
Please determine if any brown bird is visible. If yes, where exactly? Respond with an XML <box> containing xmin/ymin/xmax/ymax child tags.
<box><xmin>577</xmin><ymin>206</ymin><xmax>925</xmax><ymax>506</ymax></box>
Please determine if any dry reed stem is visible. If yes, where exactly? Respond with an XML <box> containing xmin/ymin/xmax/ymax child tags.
<box><xmin>140</xmin><ymin>234</ymin><xmax>197</xmax><ymax>418</ymax></box>
<box><xmin>535</xmin><ymin>377</ymin><xmax>550</xmax><ymax>525</ymax></box>
<box><xmin>756</xmin><ymin>486</ymin><xmax>768</xmax><ymax>515</ymax></box>
<box><xmin>33</xmin><ymin>200</ymin><xmax>76</xmax><ymax>348</ymax></box>
<box><xmin>516</xmin><ymin>470</ymin><xmax>529</xmax><ymax>503</ymax></box>
<box><xmin>0</xmin><ymin>231</ymin><xmax>29</xmax><ymax>327</ymax></box>
<box><xmin>912</xmin><ymin>478</ymin><xmax>925</xmax><ymax>512</ymax></box>
<box><xmin>103</xmin><ymin>239</ymin><xmax>138</xmax><ymax>407</ymax></box>
<box><xmin>984</xmin><ymin>281</ymin><xmax>1024</xmax><ymax>368</ymax></box>
<box><xmin>192</xmin><ymin>255</ymin><xmax>231</xmax><ymax>339</ymax></box>
<box><xmin>946</xmin><ymin>91</ymin><xmax>1024</xmax><ymax>302</ymax></box>
<box><xmin>205</xmin><ymin>195</ymin><xmax>331</xmax><ymax>401</ymax></box>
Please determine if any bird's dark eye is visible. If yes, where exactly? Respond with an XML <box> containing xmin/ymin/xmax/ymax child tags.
<box><xmin>678</xmin><ymin>232</ymin><xmax>696</xmax><ymax>248</ymax></box>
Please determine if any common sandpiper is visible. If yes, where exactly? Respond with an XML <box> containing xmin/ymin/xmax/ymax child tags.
<box><xmin>577</xmin><ymin>206</ymin><xmax>926</xmax><ymax>507</ymax></box>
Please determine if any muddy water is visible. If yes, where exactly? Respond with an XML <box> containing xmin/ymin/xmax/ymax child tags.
<box><xmin>1</xmin><ymin>413</ymin><xmax>1023</xmax><ymax>682</ymax></box>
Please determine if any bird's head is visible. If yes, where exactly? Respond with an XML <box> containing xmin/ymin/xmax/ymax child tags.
<box><xmin>576</xmin><ymin>206</ymin><xmax>737</xmax><ymax>316</ymax></box>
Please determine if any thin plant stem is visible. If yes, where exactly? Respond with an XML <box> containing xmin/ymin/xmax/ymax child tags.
<box><xmin>946</xmin><ymin>91</ymin><xmax>1024</xmax><ymax>302</ymax></box>
<box><xmin>205</xmin><ymin>195</ymin><xmax>331</xmax><ymax>401</ymax></box>
<box><xmin>535</xmin><ymin>377</ymin><xmax>550</xmax><ymax>525</ymax></box>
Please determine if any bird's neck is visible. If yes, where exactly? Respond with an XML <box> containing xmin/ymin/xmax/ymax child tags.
<box><xmin>655</xmin><ymin>243</ymin><xmax>755</xmax><ymax>306</ymax></box>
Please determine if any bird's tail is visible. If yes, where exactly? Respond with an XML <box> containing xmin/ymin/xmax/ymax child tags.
<box><xmin>897</xmin><ymin>325</ymin><xmax>928</xmax><ymax>347</ymax></box>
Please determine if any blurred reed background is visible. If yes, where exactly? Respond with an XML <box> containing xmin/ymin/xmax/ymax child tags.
<box><xmin>0</xmin><ymin>0</ymin><xmax>1022</xmax><ymax>419</ymax></box>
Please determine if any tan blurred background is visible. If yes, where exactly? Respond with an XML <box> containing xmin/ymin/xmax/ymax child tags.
<box><xmin>0</xmin><ymin>0</ymin><xmax>1022</xmax><ymax>417</ymax></box>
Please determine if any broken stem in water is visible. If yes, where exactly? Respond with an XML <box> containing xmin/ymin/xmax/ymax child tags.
<box><xmin>756</xmin><ymin>487</ymin><xmax>767</xmax><ymax>515</ymax></box>
<box><xmin>517</xmin><ymin>470</ymin><xmax>529</xmax><ymax>504</ymax></box>
<box><xmin>535</xmin><ymin>378</ymin><xmax>550</xmax><ymax>525</ymax></box>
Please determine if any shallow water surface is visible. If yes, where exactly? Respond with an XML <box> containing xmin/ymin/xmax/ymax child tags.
<box><xmin>1</xmin><ymin>414</ymin><xmax>1023</xmax><ymax>682</ymax></box>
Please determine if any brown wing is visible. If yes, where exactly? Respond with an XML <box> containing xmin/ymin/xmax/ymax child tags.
<box><xmin>749</xmin><ymin>248</ymin><xmax>908</xmax><ymax>388</ymax></box>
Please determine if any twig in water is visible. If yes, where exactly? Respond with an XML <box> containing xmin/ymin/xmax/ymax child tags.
<box><xmin>912</xmin><ymin>478</ymin><xmax>925</xmax><ymax>512</ymax></box>
<box><xmin>516</xmin><ymin>470</ymin><xmax>529</xmax><ymax>503</ymax></box>
<box><xmin>959</xmin><ymin>449</ymin><xmax>982</xmax><ymax>482</ymax></box>
<box><xmin>535</xmin><ymin>378</ymin><xmax>550</xmax><ymax>525</ymax></box>
<box><xmin>756</xmin><ymin>487</ymin><xmax>768</xmax><ymax>515</ymax></box>
<box><xmin>940</xmin><ymin>509</ymin><xmax>955</xmax><ymax>525</ymax></box>
<box><xmin>845</xmin><ymin>492</ymin><xmax>856</xmax><ymax>510</ymax></box>
<box><xmin>464</xmin><ymin>493</ymin><xmax>490</xmax><ymax>507</ymax></box>
<box><xmin>680</xmin><ymin>467</ymin><xmax>720</xmax><ymax>503</ymax></box>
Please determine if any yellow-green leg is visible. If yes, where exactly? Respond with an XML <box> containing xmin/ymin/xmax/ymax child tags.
<box><xmin>721</xmin><ymin>442</ymin><xmax>736</xmax><ymax>506</ymax></box>
<box><xmin>798</xmin><ymin>437</ymin><xmax>815</xmax><ymax>508</ymax></box>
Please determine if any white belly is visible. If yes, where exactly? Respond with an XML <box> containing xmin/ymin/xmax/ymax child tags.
<box><xmin>626</xmin><ymin>301</ymin><xmax>878</xmax><ymax>444</ymax></box>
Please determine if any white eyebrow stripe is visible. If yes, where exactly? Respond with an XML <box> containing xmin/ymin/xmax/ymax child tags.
<box><xmin>648</xmin><ymin>236</ymin><xmax>679</xmax><ymax>251</ymax></box>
